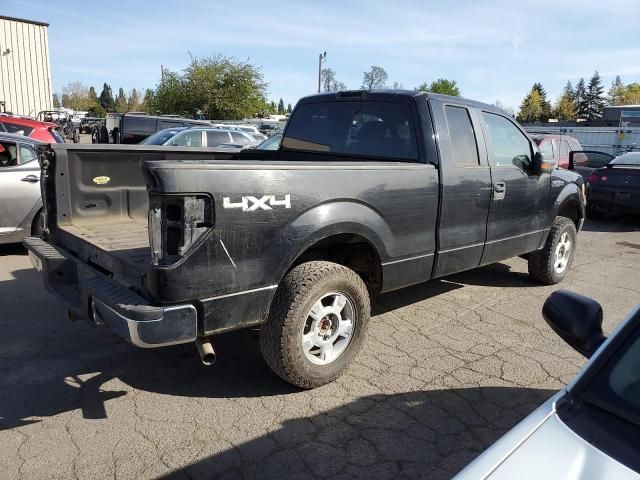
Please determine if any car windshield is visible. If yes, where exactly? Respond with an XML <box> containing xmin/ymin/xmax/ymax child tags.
<box><xmin>581</xmin><ymin>321</ymin><xmax>640</xmax><ymax>426</ymax></box>
<box><xmin>257</xmin><ymin>134</ymin><xmax>281</xmax><ymax>150</ymax></box>
<box><xmin>610</xmin><ymin>152</ymin><xmax>640</xmax><ymax>166</ymax></box>
<box><xmin>141</xmin><ymin>127</ymin><xmax>187</xmax><ymax>145</ymax></box>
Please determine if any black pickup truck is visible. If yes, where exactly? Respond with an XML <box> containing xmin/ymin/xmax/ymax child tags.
<box><xmin>26</xmin><ymin>90</ymin><xmax>586</xmax><ymax>388</ymax></box>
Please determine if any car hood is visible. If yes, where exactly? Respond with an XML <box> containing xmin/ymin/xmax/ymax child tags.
<box><xmin>454</xmin><ymin>393</ymin><xmax>639</xmax><ymax>480</ymax></box>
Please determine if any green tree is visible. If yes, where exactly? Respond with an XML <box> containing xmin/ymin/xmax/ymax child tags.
<box><xmin>141</xmin><ymin>88</ymin><xmax>156</xmax><ymax>114</ymax></box>
<box><xmin>61</xmin><ymin>81</ymin><xmax>90</xmax><ymax>111</ymax></box>
<box><xmin>563</xmin><ymin>81</ymin><xmax>574</xmax><ymax>98</ymax></box>
<box><xmin>277</xmin><ymin>98</ymin><xmax>285</xmax><ymax>115</ymax></box>
<box><xmin>286</xmin><ymin>103</ymin><xmax>292</xmax><ymax>114</ymax></box>
<box><xmin>269</xmin><ymin>101</ymin><xmax>277</xmax><ymax>113</ymax></box>
<box><xmin>52</xmin><ymin>93</ymin><xmax>61</xmax><ymax>109</ymax></box>
<box><xmin>574</xmin><ymin>78</ymin><xmax>588</xmax><ymax>119</ymax></box>
<box><xmin>128</xmin><ymin>88</ymin><xmax>141</xmax><ymax>112</ymax></box>
<box><xmin>585</xmin><ymin>71</ymin><xmax>606</xmax><ymax>120</ymax></box>
<box><xmin>608</xmin><ymin>75</ymin><xmax>625</xmax><ymax>106</ymax></box>
<box><xmin>115</xmin><ymin>88</ymin><xmax>128</xmax><ymax>113</ymax></box>
<box><xmin>531</xmin><ymin>82</ymin><xmax>551</xmax><ymax>121</ymax></box>
<box><xmin>88</xmin><ymin>86</ymin><xmax>98</xmax><ymax>107</ymax></box>
<box><xmin>416</xmin><ymin>78</ymin><xmax>461</xmax><ymax>96</ymax></box>
<box><xmin>99</xmin><ymin>83</ymin><xmax>115</xmax><ymax>111</ymax></box>
<box><xmin>361</xmin><ymin>65</ymin><xmax>388</xmax><ymax>89</ymax></box>
<box><xmin>517</xmin><ymin>88</ymin><xmax>543</xmax><ymax>123</ymax></box>
<box><xmin>553</xmin><ymin>94</ymin><xmax>577</xmax><ymax>121</ymax></box>
<box><xmin>622</xmin><ymin>83</ymin><xmax>640</xmax><ymax>104</ymax></box>
<box><xmin>87</xmin><ymin>104</ymin><xmax>106</xmax><ymax>118</ymax></box>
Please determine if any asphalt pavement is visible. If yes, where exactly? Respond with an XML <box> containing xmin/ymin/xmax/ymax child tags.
<box><xmin>0</xmin><ymin>217</ymin><xmax>638</xmax><ymax>479</ymax></box>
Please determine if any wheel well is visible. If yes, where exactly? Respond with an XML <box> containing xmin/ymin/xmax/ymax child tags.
<box><xmin>558</xmin><ymin>201</ymin><xmax>582</xmax><ymax>229</ymax></box>
<box><xmin>290</xmin><ymin>234</ymin><xmax>383</xmax><ymax>294</ymax></box>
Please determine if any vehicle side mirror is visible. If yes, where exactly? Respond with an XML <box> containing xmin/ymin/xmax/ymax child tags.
<box><xmin>542</xmin><ymin>290</ymin><xmax>606</xmax><ymax>358</ymax></box>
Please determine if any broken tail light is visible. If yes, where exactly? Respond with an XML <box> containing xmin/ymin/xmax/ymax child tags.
<box><xmin>149</xmin><ymin>194</ymin><xmax>214</xmax><ymax>265</ymax></box>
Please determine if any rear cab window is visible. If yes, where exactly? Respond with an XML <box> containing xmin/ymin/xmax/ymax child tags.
<box><xmin>122</xmin><ymin>116</ymin><xmax>156</xmax><ymax>135</ymax></box>
<box><xmin>282</xmin><ymin>101</ymin><xmax>419</xmax><ymax>161</ymax></box>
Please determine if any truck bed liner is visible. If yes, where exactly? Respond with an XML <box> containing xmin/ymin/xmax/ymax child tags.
<box><xmin>59</xmin><ymin>220</ymin><xmax>150</xmax><ymax>273</ymax></box>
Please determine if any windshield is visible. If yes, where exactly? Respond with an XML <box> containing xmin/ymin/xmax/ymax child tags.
<box><xmin>257</xmin><ymin>134</ymin><xmax>281</xmax><ymax>150</ymax></box>
<box><xmin>611</xmin><ymin>152</ymin><xmax>640</xmax><ymax>166</ymax></box>
<box><xmin>582</xmin><ymin>321</ymin><xmax>640</xmax><ymax>426</ymax></box>
<box><xmin>141</xmin><ymin>127</ymin><xmax>187</xmax><ymax>145</ymax></box>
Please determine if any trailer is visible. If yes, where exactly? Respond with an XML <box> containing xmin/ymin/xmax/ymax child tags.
<box><xmin>523</xmin><ymin>125</ymin><xmax>640</xmax><ymax>156</ymax></box>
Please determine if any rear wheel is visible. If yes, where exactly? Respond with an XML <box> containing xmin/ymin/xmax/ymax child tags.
<box><xmin>528</xmin><ymin>216</ymin><xmax>577</xmax><ymax>285</ymax></box>
<box><xmin>260</xmin><ymin>261</ymin><xmax>370</xmax><ymax>389</ymax></box>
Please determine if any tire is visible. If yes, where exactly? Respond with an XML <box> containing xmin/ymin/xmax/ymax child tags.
<box><xmin>528</xmin><ymin>216</ymin><xmax>577</xmax><ymax>285</ymax></box>
<box><xmin>31</xmin><ymin>209</ymin><xmax>44</xmax><ymax>237</ymax></box>
<box><xmin>260</xmin><ymin>261</ymin><xmax>370</xmax><ymax>389</ymax></box>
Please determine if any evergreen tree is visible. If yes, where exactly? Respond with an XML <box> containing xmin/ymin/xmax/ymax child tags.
<box><xmin>562</xmin><ymin>81</ymin><xmax>574</xmax><ymax>98</ymax></box>
<box><xmin>141</xmin><ymin>89</ymin><xmax>156</xmax><ymax>114</ymax></box>
<box><xmin>277</xmin><ymin>98</ymin><xmax>285</xmax><ymax>115</ymax></box>
<box><xmin>99</xmin><ymin>83</ymin><xmax>115</xmax><ymax>111</ymax></box>
<box><xmin>517</xmin><ymin>88</ymin><xmax>543</xmax><ymax>123</ymax></box>
<box><xmin>128</xmin><ymin>88</ymin><xmax>141</xmax><ymax>111</ymax></box>
<box><xmin>553</xmin><ymin>94</ymin><xmax>577</xmax><ymax>121</ymax></box>
<box><xmin>531</xmin><ymin>82</ymin><xmax>551</xmax><ymax>121</ymax></box>
<box><xmin>114</xmin><ymin>88</ymin><xmax>128</xmax><ymax>113</ymax></box>
<box><xmin>52</xmin><ymin>93</ymin><xmax>61</xmax><ymax>109</ymax></box>
<box><xmin>88</xmin><ymin>86</ymin><xmax>98</xmax><ymax>107</ymax></box>
<box><xmin>269</xmin><ymin>101</ymin><xmax>276</xmax><ymax>113</ymax></box>
<box><xmin>574</xmin><ymin>78</ymin><xmax>588</xmax><ymax>119</ymax></box>
<box><xmin>608</xmin><ymin>75</ymin><xmax>625</xmax><ymax>106</ymax></box>
<box><xmin>585</xmin><ymin>71</ymin><xmax>606</xmax><ymax>120</ymax></box>
<box><xmin>286</xmin><ymin>103</ymin><xmax>292</xmax><ymax>114</ymax></box>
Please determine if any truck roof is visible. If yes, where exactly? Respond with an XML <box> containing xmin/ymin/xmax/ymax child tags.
<box><xmin>297</xmin><ymin>89</ymin><xmax>502</xmax><ymax>113</ymax></box>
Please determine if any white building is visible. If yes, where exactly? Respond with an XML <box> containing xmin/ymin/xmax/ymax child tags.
<box><xmin>0</xmin><ymin>15</ymin><xmax>53</xmax><ymax>117</ymax></box>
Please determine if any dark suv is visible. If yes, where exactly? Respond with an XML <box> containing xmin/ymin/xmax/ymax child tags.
<box><xmin>97</xmin><ymin>114</ymin><xmax>211</xmax><ymax>144</ymax></box>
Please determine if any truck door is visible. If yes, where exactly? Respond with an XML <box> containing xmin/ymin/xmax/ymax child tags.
<box><xmin>479</xmin><ymin>111</ymin><xmax>551</xmax><ymax>265</ymax></box>
<box><xmin>430</xmin><ymin>101</ymin><xmax>493</xmax><ymax>277</ymax></box>
<box><xmin>0</xmin><ymin>140</ymin><xmax>41</xmax><ymax>236</ymax></box>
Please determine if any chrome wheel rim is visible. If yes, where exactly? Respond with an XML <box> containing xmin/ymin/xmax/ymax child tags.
<box><xmin>554</xmin><ymin>232</ymin><xmax>572</xmax><ymax>274</ymax></box>
<box><xmin>301</xmin><ymin>292</ymin><xmax>356</xmax><ymax>365</ymax></box>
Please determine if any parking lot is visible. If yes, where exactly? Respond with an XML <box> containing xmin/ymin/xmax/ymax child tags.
<box><xmin>0</xmin><ymin>217</ymin><xmax>638</xmax><ymax>480</ymax></box>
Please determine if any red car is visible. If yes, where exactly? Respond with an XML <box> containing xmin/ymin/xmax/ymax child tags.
<box><xmin>0</xmin><ymin>115</ymin><xmax>64</xmax><ymax>143</ymax></box>
<box><xmin>530</xmin><ymin>134</ymin><xmax>582</xmax><ymax>170</ymax></box>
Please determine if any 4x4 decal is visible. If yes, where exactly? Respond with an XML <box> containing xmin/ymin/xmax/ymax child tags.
<box><xmin>223</xmin><ymin>194</ymin><xmax>291</xmax><ymax>212</ymax></box>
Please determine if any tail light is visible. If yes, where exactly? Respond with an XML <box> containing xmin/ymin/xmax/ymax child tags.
<box><xmin>149</xmin><ymin>194</ymin><xmax>214</xmax><ymax>265</ymax></box>
<box><xmin>588</xmin><ymin>174</ymin><xmax>607</xmax><ymax>184</ymax></box>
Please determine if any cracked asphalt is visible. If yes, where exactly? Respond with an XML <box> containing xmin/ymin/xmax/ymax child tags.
<box><xmin>1</xmin><ymin>218</ymin><xmax>639</xmax><ymax>480</ymax></box>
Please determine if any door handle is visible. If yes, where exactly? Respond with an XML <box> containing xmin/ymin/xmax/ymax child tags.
<box><xmin>494</xmin><ymin>181</ymin><xmax>506</xmax><ymax>200</ymax></box>
<box><xmin>21</xmin><ymin>175</ymin><xmax>40</xmax><ymax>183</ymax></box>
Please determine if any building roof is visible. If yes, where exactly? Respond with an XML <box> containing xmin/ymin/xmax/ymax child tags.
<box><xmin>0</xmin><ymin>15</ymin><xmax>49</xmax><ymax>27</ymax></box>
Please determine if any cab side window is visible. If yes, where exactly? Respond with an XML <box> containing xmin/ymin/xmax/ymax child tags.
<box><xmin>445</xmin><ymin>105</ymin><xmax>480</xmax><ymax>166</ymax></box>
<box><xmin>482</xmin><ymin>112</ymin><xmax>532</xmax><ymax>169</ymax></box>
<box><xmin>559</xmin><ymin>140</ymin><xmax>570</xmax><ymax>157</ymax></box>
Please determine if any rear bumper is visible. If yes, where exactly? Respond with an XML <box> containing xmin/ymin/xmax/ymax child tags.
<box><xmin>24</xmin><ymin>236</ymin><xmax>197</xmax><ymax>348</ymax></box>
<box><xmin>588</xmin><ymin>187</ymin><xmax>640</xmax><ymax>214</ymax></box>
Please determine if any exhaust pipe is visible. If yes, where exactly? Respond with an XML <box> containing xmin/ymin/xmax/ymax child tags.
<box><xmin>196</xmin><ymin>337</ymin><xmax>216</xmax><ymax>365</ymax></box>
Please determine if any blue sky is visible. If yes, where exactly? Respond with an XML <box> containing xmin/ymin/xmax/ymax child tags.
<box><xmin>6</xmin><ymin>0</ymin><xmax>640</xmax><ymax>110</ymax></box>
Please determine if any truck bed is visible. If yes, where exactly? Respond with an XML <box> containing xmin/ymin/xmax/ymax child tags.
<box><xmin>58</xmin><ymin>219</ymin><xmax>150</xmax><ymax>283</ymax></box>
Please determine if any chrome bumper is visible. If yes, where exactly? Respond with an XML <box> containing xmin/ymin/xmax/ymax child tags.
<box><xmin>24</xmin><ymin>236</ymin><xmax>197</xmax><ymax>348</ymax></box>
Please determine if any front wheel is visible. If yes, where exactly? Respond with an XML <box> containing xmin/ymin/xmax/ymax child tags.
<box><xmin>528</xmin><ymin>216</ymin><xmax>577</xmax><ymax>285</ymax></box>
<box><xmin>260</xmin><ymin>261</ymin><xmax>370</xmax><ymax>389</ymax></box>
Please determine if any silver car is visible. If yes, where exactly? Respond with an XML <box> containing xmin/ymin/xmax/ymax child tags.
<box><xmin>0</xmin><ymin>132</ymin><xmax>44</xmax><ymax>244</ymax></box>
<box><xmin>455</xmin><ymin>290</ymin><xmax>640</xmax><ymax>479</ymax></box>
<box><xmin>163</xmin><ymin>127</ymin><xmax>258</xmax><ymax>148</ymax></box>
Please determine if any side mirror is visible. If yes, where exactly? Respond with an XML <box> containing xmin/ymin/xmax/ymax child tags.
<box><xmin>542</xmin><ymin>290</ymin><xmax>606</xmax><ymax>358</ymax></box>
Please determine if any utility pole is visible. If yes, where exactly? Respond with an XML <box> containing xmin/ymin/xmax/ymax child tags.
<box><xmin>317</xmin><ymin>52</ymin><xmax>326</xmax><ymax>93</ymax></box>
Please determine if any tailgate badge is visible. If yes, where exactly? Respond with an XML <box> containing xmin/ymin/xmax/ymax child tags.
<box><xmin>92</xmin><ymin>176</ymin><xmax>110</xmax><ymax>185</ymax></box>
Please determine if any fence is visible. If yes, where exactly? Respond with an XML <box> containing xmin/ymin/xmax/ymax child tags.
<box><xmin>523</xmin><ymin>126</ymin><xmax>640</xmax><ymax>156</ymax></box>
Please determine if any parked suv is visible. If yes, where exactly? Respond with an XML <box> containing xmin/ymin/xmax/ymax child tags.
<box><xmin>0</xmin><ymin>115</ymin><xmax>63</xmax><ymax>143</ymax></box>
<box><xmin>530</xmin><ymin>134</ymin><xmax>582</xmax><ymax>169</ymax></box>
<box><xmin>99</xmin><ymin>113</ymin><xmax>211</xmax><ymax>144</ymax></box>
